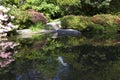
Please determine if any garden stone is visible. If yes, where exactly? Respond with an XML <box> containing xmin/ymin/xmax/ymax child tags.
<box><xmin>16</xmin><ymin>29</ymin><xmax>33</xmax><ymax>34</ymax></box>
<box><xmin>16</xmin><ymin>28</ymin><xmax>81</xmax><ymax>38</ymax></box>
<box><xmin>46</xmin><ymin>21</ymin><xmax>61</xmax><ymax>30</ymax></box>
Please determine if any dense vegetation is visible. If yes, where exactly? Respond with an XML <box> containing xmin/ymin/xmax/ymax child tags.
<box><xmin>1</xmin><ymin>1</ymin><xmax>120</xmax><ymax>79</ymax></box>
<box><xmin>0</xmin><ymin>0</ymin><xmax>120</xmax><ymax>33</ymax></box>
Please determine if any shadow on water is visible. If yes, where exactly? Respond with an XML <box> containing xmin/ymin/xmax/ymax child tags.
<box><xmin>1</xmin><ymin>32</ymin><xmax>120</xmax><ymax>80</ymax></box>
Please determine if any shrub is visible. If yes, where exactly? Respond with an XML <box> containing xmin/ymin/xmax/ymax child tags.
<box><xmin>110</xmin><ymin>0</ymin><xmax>120</xmax><ymax>13</ymax></box>
<box><xmin>91</xmin><ymin>14</ymin><xmax>119</xmax><ymax>27</ymax></box>
<box><xmin>61</xmin><ymin>15</ymin><xmax>93</xmax><ymax>31</ymax></box>
<box><xmin>21</xmin><ymin>1</ymin><xmax>61</xmax><ymax>19</ymax></box>
<box><xmin>83</xmin><ymin>24</ymin><xmax>105</xmax><ymax>33</ymax></box>
<box><xmin>8</xmin><ymin>5</ymin><xmax>31</xmax><ymax>29</ymax></box>
<box><xmin>80</xmin><ymin>0</ymin><xmax>111</xmax><ymax>15</ymax></box>
<box><xmin>48</xmin><ymin>0</ymin><xmax>80</xmax><ymax>15</ymax></box>
<box><xmin>61</xmin><ymin>14</ymin><xmax>119</xmax><ymax>33</ymax></box>
<box><xmin>49</xmin><ymin>0</ymin><xmax>80</xmax><ymax>6</ymax></box>
<box><xmin>0</xmin><ymin>0</ymin><xmax>26</xmax><ymax>6</ymax></box>
<box><xmin>91</xmin><ymin>14</ymin><xmax>119</xmax><ymax>32</ymax></box>
<box><xmin>27</xmin><ymin>9</ymin><xmax>48</xmax><ymax>24</ymax></box>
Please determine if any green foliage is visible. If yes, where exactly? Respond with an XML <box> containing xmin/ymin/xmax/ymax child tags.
<box><xmin>83</xmin><ymin>24</ymin><xmax>105</xmax><ymax>33</ymax></box>
<box><xmin>48</xmin><ymin>0</ymin><xmax>80</xmax><ymax>15</ymax></box>
<box><xmin>0</xmin><ymin>0</ymin><xmax>25</xmax><ymax>6</ymax></box>
<box><xmin>91</xmin><ymin>14</ymin><xmax>118</xmax><ymax>26</ymax></box>
<box><xmin>61</xmin><ymin>15</ymin><xmax>93</xmax><ymax>30</ymax></box>
<box><xmin>82</xmin><ymin>0</ymin><xmax>111</xmax><ymax>8</ymax></box>
<box><xmin>49</xmin><ymin>0</ymin><xmax>80</xmax><ymax>6</ymax></box>
<box><xmin>61</xmin><ymin>14</ymin><xmax>119</xmax><ymax>33</ymax></box>
<box><xmin>21</xmin><ymin>1</ymin><xmax>61</xmax><ymax>19</ymax></box>
<box><xmin>8</xmin><ymin>5</ymin><xmax>31</xmax><ymax>29</ymax></box>
<box><xmin>110</xmin><ymin>0</ymin><xmax>120</xmax><ymax>13</ymax></box>
<box><xmin>91</xmin><ymin>14</ymin><xmax>119</xmax><ymax>32</ymax></box>
<box><xmin>81</xmin><ymin>0</ymin><xmax>112</xmax><ymax>15</ymax></box>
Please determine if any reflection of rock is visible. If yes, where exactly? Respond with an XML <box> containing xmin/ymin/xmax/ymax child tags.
<box><xmin>51</xmin><ymin>29</ymin><xmax>81</xmax><ymax>38</ymax></box>
<box><xmin>57</xmin><ymin>56</ymin><xmax>67</xmax><ymax>66</ymax></box>
<box><xmin>54</xmin><ymin>56</ymin><xmax>69</xmax><ymax>80</ymax></box>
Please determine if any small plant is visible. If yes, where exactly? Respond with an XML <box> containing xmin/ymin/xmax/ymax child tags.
<box><xmin>29</xmin><ymin>22</ymin><xmax>45</xmax><ymax>31</ymax></box>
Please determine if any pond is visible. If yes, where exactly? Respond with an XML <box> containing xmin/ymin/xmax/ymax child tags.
<box><xmin>0</xmin><ymin>32</ymin><xmax>120</xmax><ymax>80</ymax></box>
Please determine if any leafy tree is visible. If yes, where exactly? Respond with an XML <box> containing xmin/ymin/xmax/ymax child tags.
<box><xmin>80</xmin><ymin>0</ymin><xmax>112</xmax><ymax>15</ymax></box>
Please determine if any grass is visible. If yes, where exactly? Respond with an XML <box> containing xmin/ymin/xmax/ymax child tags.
<box><xmin>29</xmin><ymin>22</ymin><xmax>45</xmax><ymax>31</ymax></box>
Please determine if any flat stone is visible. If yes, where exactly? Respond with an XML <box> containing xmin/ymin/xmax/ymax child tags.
<box><xmin>16</xmin><ymin>29</ymin><xmax>81</xmax><ymax>38</ymax></box>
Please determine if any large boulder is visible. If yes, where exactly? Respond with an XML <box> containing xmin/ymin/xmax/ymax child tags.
<box><xmin>27</xmin><ymin>9</ymin><xmax>48</xmax><ymax>24</ymax></box>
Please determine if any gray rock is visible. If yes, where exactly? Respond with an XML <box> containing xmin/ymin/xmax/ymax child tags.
<box><xmin>16</xmin><ymin>29</ymin><xmax>81</xmax><ymax>38</ymax></box>
<box><xmin>16</xmin><ymin>29</ymin><xmax>33</xmax><ymax>34</ymax></box>
<box><xmin>46</xmin><ymin>21</ymin><xmax>61</xmax><ymax>30</ymax></box>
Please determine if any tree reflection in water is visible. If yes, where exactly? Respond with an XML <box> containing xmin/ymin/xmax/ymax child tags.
<box><xmin>0</xmin><ymin>38</ymin><xmax>19</xmax><ymax>67</ymax></box>
<box><xmin>1</xmin><ymin>33</ymin><xmax>120</xmax><ymax>80</ymax></box>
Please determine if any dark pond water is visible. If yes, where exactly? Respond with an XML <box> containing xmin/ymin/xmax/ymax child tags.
<box><xmin>1</xmin><ymin>32</ymin><xmax>120</xmax><ymax>80</ymax></box>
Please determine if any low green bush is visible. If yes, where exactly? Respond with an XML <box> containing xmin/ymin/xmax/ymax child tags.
<box><xmin>8</xmin><ymin>5</ymin><xmax>31</xmax><ymax>29</ymax></box>
<box><xmin>80</xmin><ymin>0</ymin><xmax>111</xmax><ymax>15</ymax></box>
<box><xmin>91</xmin><ymin>14</ymin><xmax>119</xmax><ymax>32</ymax></box>
<box><xmin>10</xmin><ymin>8</ymin><xmax>29</xmax><ymax>24</ymax></box>
<box><xmin>61</xmin><ymin>15</ymin><xmax>93</xmax><ymax>31</ymax></box>
<box><xmin>83</xmin><ymin>24</ymin><xmax>105</xmax><ymax>33</ymax></box>
<box><xmin>61</xmin><ymin>14</ymin><xmax>119</xmax><ymax>33</ymax></box>
<box><xmin>21</xmin><ymin>0</ymin><xmax>61</xmax><ymax>20</ymax></box>
<box><xmin>91</xmin><ymin>14</ymin><xmax>119</xmax><ymax>27</ymax></box>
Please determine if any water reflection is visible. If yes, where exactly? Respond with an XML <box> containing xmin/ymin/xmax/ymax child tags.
<box><xmin>0</xmin><ymin>38</ymin><xmax>19</xmax><ymax>67</ymax></box>
<box><xmin>54</xmin><ymin>56</ymin><xmax>69</xmax><ymax>80</ymax></box>
<box><xmin>0</xmin><ymin>33</ymin><xmax>120</xmax><ymax>80</ymax></box>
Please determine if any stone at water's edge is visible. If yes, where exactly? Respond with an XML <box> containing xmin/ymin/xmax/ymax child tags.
<box><xmin>46</xmin><ymin>21</ymin><xmax>61</xmax><ymax>30</ymax></box>
<box><xmin>16</xmin><ymin>29</ymin><xmax>33</xmax><ymax>34</ymax></box>
<box><xmin>16</xmin><ymin>29</ymin><xmax>81</xmax><ymax>38</ymax></box>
